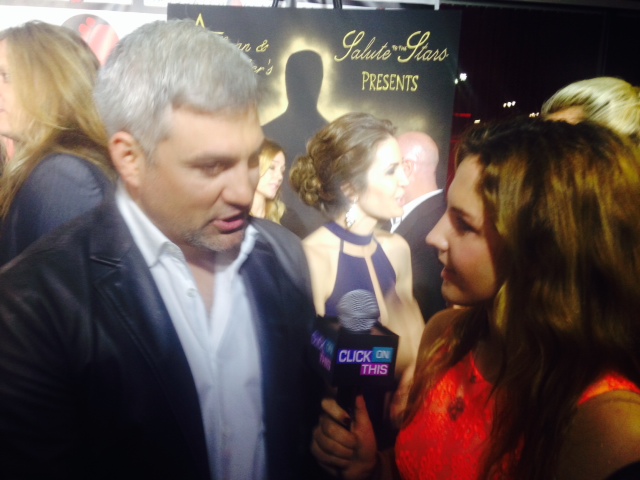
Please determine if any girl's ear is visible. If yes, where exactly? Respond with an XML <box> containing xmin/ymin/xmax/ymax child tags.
<box><xmin>340</xmin><ymin>181</ymin><xmax>357</xmax><ymax>202</ymax></box>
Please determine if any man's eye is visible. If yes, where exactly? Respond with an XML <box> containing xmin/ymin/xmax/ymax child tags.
<box><xmin>200</xmin><ymin>164</ymin><xmax>224</xmax><ymax>176</ymax></box>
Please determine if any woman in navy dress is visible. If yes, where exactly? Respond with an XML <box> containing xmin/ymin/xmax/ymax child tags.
<box><xmin>290</xmin><ymin>112</ymin><xmax>424</xmax><ymax>448</ymax></box>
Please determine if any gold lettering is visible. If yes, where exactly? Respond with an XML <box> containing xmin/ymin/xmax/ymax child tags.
<box><xmin>369</xmin><ymin>72</ymin><xmax>377</xmax><ymax>90</ymax></box>
<box><xmin>335</xmin><ymin>30</ymin><xmax>364</xmax><ymax>62</ymax></box>
<box><xmin>335</xmin><ymin>30</ymin><xmax>392</xmax><ymax>62</ymax></box>
<box><xmin>375</xmin><ymin>74</ymin><xmax>382</xmax><ymax>90</ymax></box>
<box><xmin>398</xmin><ymin>31</ymin><xmax>449</xmax><ymax>63</ymax></box>
<box><xmin>360</xmin><ymin>71</ymin><xmax>420</xmax><ymax>92</ymax></box>
<box><xmin>398</xmin><ymin>31</ymin><xmax>430</xmax><ymax>63</ymax></box>
<box><xmin>362</xmin><ymin>72</ymin><xmax>370</xmax><ymax>90</ymax></box>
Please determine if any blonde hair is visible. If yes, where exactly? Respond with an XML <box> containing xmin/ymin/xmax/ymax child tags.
<box><xmin>0</xmin><ymin>21</ymin><xmax>112</xmax><ymax>218</ymax></box>
<box><xmin>542</xmin><ymin>77</ymin><xmax>640</xmax><ymax>146</ymax></box>
<box><xmin>257</xmin><ymin>139</ymin><xmax>286</xmax><ymax>223</ymax></box>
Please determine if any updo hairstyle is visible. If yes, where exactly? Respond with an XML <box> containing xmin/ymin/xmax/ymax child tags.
<box><xmin>290</xmin><ymin>112</ymin><xmax>395</xmax><ymax>218</ymax></box>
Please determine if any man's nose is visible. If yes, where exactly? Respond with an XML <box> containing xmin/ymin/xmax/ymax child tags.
<box><xmin>224</xmin><ymin>164</ymin><xmax>257</xmax><ymax>206</ymax></box>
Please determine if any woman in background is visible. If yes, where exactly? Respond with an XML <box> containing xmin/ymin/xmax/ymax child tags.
<box><xmin>0</xmin><ymin>21</ymin><xmax>113</xmax><ymax>265</ymax></box>
<box><xmin>251</xmin><ymin>138</ymin><xmax>286</xmax><ymax>223</ymax></box>
<box><xmin>311</xmin><ymin>117</ymin><xmax>640</xmax><ymax>480</ymax></box>
<box><xmin>542</xmin><ymin>76</ymin><xmax>640</xmax><ymax>145</ymax></box>
<box><xmin>291</xmin><ymin>112</ymin><xmax>424</xmax><ymax>449</ymax></box>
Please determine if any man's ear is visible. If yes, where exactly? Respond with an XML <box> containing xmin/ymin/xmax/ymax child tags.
<box><xmin>109</xmin><ymin>132</ymin><xmax>147</xmax><ymax>190</ymax></box>
<box><xmin>403</xmin><ymin>158</ymin><xmax>414</xmax><ymax>178</ymax></box>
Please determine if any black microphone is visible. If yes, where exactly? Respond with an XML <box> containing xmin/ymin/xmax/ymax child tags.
<box><xmin>335</xmin><ymin>290</ymin><xmax>379</xmax><ymax>415</ymax></box>
<box><xmin>309</xmin><ymin>289</ymin><xmax>399</xmax><ymax>419</ymax></box>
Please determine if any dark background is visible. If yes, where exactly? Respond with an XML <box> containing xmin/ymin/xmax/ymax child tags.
<box><xmin>290</xmin><ymin>0</ymin><xmax>639</xmax><ymax>183</ymax></box>
<box><xmin>432</xmin><ymin>1</ymin><xmax>640</xmax><ymax>136</ymax></box>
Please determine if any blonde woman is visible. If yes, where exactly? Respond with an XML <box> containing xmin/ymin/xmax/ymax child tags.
<box><xmin>0</xmin><ymin>21</ymin><xmax>113</xmax><ymax>265</ymax></box>
<box><xmin>250</xmin><ymin>138</ymin><xmax>286</xmax><ymax>223</ymax></box>
<box><xmin>542</xmin><ymin>76</ymin><xmax>640</xmax><ymax>146</ymax></box>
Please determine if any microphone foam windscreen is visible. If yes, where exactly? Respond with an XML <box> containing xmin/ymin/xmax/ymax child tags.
<box><xmin>336</xmin><ymin>289</ymin><xmax>380</xmax><ymax>332</ymax></box>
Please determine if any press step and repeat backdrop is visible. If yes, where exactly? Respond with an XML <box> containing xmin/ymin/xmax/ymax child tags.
<box><xmin>168</xmin><ymin>5</ymin><xmax>460</xmax><ymax>235</ymax></box>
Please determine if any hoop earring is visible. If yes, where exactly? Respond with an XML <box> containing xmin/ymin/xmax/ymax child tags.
<box><xmin>345</xmin><ymin>198</ymin><xmax>358</xmax><ymax>229</ymax></box>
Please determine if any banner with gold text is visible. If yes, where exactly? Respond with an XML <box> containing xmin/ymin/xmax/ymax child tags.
<box><xmin>168</xmin><ymin>5</ymin><xmax>461</xmax><ymax>237</ymax></box>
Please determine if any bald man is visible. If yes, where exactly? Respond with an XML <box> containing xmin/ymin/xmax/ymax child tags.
<box><xmin>392</xmin><ymin>131</ymin><xmax>447</xmax><ymax>323</ymax></box>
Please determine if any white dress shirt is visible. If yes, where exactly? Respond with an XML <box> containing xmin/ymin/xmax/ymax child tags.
<box><xmin>116</xmin><ymin>183</ymin><xmax>266</xmax><ymax>480</ymax></box>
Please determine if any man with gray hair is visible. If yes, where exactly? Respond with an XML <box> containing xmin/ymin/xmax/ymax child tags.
<box><xmin>393</xmin><ymin>131</ymin><xmax>447</xmax><ymax>322</ymax></box>
<box><xmin>0</xmin><ymin>20</ymin><xmax>321</xmax><ymax>480</ymax></box>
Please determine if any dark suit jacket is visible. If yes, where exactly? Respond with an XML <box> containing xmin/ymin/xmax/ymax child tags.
<box><xmin>394</xmin><ymin>191</ymin><xmax>447</xmax><ymax>323</ymax></box>
<box><xmin>0</xmin><ymin>201</ymin><xmax>321</xmax><ymax>480</ymax></box>
<box><xmin>0</xmin><ymin>153</ymin><xmax>113</xmax><ymax>267</ymax></box>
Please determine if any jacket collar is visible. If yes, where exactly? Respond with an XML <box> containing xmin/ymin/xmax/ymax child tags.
<box><xmin>87</xmin><ymin>201</ymin><xmax>210</xmax><ymax>479</ymax></box>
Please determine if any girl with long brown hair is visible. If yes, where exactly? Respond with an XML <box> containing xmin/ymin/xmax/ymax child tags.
<box><xmin>312</xmin><ymin>117</ymin><xmax>640</xmax><ymax>480</ymax></box>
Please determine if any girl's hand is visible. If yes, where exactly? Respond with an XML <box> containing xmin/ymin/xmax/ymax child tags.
<box><xmin>311</xmin><ymin>395</ymin><xmax>379</xmax><ymax>480</ymax></box>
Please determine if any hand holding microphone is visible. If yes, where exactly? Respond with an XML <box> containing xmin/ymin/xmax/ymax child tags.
<box><xmin>309</xmin><ymin>289</ymin><xmax>398</xmax><ymax>419</ymax></box>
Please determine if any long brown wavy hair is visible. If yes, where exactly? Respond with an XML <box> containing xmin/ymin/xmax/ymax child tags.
<box><xmin>0</xmin><ymin>22</ymin><xmax>112</xmax><ymax>218</ymax></box>
<box><xmin>404</xmin><ymin>117</ymin><xmax>640</xmax><ymax>480</ymax></box>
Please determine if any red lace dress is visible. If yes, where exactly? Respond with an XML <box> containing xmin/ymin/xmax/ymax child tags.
<box><xmin>395</xmin><ymin>353</ymin><xmax>640</xmax><ymax>480</ymax></box>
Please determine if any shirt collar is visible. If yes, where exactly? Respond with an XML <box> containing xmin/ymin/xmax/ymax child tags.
<box><xmin>116</xmin><ymin>182</ymin><xmax>173</xmax><ymax>268</ymax></box>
